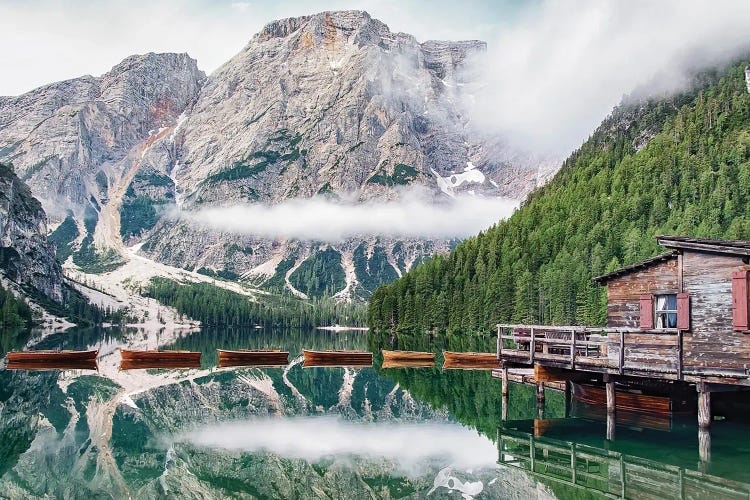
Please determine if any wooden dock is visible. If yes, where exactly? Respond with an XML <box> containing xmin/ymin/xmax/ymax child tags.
<box><xmin>491</xmin><ymin>368</ymin><xmax>566</xmax><ymax>391</ymax></box>
<box><xmin>493</xmin><ymin>237</ymin><xmax>750</xmax><ymax>431</ymax></box>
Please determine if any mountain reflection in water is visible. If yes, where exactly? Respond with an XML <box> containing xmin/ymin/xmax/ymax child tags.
<box><xmin>1</xmin><ymin>325</ymin><xmax>750</xmax><ymax>498</ymax></box>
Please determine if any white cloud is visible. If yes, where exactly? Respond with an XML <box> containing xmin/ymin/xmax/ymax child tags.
<box><xmin>465</xmin><ymin>0</ymin><xmax>750</xmax><ymax>154</ymax></box>
<box><xmin>177</xmin><ymin>416</ymin><xmax>499</xmax><ymax>475</ymax></box>
<box><xmin>178</xmin><ymin>192</ymin><xmax>518</xmax><ymax>241</ymax></box>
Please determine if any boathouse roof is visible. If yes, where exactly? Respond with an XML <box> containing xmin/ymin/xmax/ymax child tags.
<box><xmin>656</xmin><ymin>235</ymin><xmax>750</xmax><ymax>256</ymax></box>
<box><xmin>593</xmin><ymin>236</ymin><xmax>750</xmax><ymax>285</ymax></box>
<box><xmin>592</xmin><ymin>251</ymin><xmax>678</xmax><ymax>284</ymax></box>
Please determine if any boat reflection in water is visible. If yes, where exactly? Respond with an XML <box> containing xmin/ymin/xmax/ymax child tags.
<box><xmin>217</xmin><ymin>349</ymin><xmax>289</xmax><ymax>368</ymax></box>
<box><xmin>498</xmin><ymin>415</ymin><xmax>750</xmax><ymax>499</ymax></box>
<box><xmin>119</xmin><ymin>349</ymin><xmax>202</xmax><ymax>370</ymax></box>
<box><xmin>6</xmin><ymin>359</ymin><xmax>98</xmax><ymax>371</ymax></box>
<box><xmin>6</xmin><ymin>349</ymin><xmax>98</xmax><ymax>363</ymax></box>
<box><xmin>119</xmin><ymin>358</ymin><xmax>202</xmax><ymax>370</ymax></box>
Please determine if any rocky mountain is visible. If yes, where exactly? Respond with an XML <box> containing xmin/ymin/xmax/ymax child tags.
<box><xmin>0</xmin><ymin>163</ymin><xmax>63</xmax><ymax>302</ymax></box>
<box><xmin>0</xmin><ymin>11</ymin><xmax>553</xmax><ymax>301</ymax></box>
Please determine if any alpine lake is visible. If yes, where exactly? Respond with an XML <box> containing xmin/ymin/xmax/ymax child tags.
<box><xmin>1</xmin><ymin>325</ymin><xmax>750</xmax><ymax>499</ymax></box>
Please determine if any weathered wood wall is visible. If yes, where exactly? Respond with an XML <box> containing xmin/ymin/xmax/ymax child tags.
<box><xmin>605</xmin><ymin>257</ymin><xmax>679</xmax><ymax>328</ymax></box>
<box><xmin>682</xmin><ymin>251</ymin><xmax>749</xmax><ymax>370</ymax></box>
<box><xmin>607</xmin><ymin>332</ymin><xmax>679</xmax><ymax>373</ymax></box>
<box><xmin>604</xmin><ymin>250</ymin><xmax>750</xmax><ymax>372</ymax></box>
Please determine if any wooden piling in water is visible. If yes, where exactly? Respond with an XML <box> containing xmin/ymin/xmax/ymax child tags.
<box><xmin>606</xmin><ymin>411</ymin><xmax>616</xmax><ymax>441</ymax></box>
<box><xmin>606</xmin><ymin>378</ymin><xmax>616</xmax><ymax>414</ymax></box>
<box><xmin>537</xmin><ymin>381</ymin><xmax>545</xmax><ymax>404</ymax></box>
<box><xmin>699</xmin><ymin>428</ymin><xmax>711</xmax><ymax>464</ymax></box>
<box><xmin>698</xmin><ymin>389</ymin><xmax>712</xmax><ymax>428</ymax></box>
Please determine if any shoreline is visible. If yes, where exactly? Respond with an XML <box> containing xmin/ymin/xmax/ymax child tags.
<box><xmin>316</xmin><ymin>326</ymin><xmax>369</xmax><ymax>332</ymax></box>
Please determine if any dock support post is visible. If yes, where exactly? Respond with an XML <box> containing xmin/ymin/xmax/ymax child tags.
<box><xmin>537</xmin><ymin>381</ymin><xmax>545</xmax><ymax>404</ymax></box>
<box><xmin>564</xmin><ymin>381</ymin><xmax>571</xmax><ymax>418</ymax></box>
<box><xmin>699</xmin><ymin>428</ymin><xmax>711</xmax><ymax>466</ymax></box>
<box><xmin>537</xmin><ymin>381</ymin><xmax>545</xmax><ymax>419</ymax></box>
<box><xmin>606</xmin><ymin>410</ymin><xmax>616</xmax><ymax>441</ymax></box>
<box><xmin>501</xmin><ymin>393</ymin><xmax>508</xmax><ymax>421</ymax></box>
<box><xmin>605</xmin><ymin>377</ymin><xmax>616</xmax><ymax>414</ymax></box>
<box><xmin>698</xmin><ymin>386</ymin><xmax>711</xmax><ymax>429</ymax></box>
<box><xmin>501</xmin><ymin>366</ymin><xmax>509</xmax><ymax>397</ymax></box>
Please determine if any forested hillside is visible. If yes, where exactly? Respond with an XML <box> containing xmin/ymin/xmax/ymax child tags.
<box><xmin>144</xmin><ymin>278</ymin><xmax>366</xmax><ymax>328</ymax></box>
<box><xmin>369</xmin><ymin>60</ymin><xmax>750</xmax><ymax>338</ymax></box>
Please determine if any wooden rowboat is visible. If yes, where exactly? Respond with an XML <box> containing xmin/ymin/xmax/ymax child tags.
<box><xmin>381</xmin><ymin>350</ymin><xmax>435</xmax><ymax>368</ymax></box>
<box><xmin>442</xmin><ymin>351</ymin><xmax>500</xmax><ymax>370</ymax></box>
<box><xmin>302</xmin><ymin>349</ymin><xmax>373</xmax><ymax>367</ymax></box>
<box><xmin>6</xmin><ymin>350</ymin><xmax>98</xmax><ymax>363</ymax></box>
<box><xmin>217</xmin><ymin>349</ymin><xmax>289</xmax><ymax>368</ymax></box>
<box><xmin>6</xmin><ymin>359</ymin><xmax>98</xmax><ymax>371</ymax></box>
<box><xmin>119</xmin><ymin>349</ymin><xmax>201</xmax><ymax>369</ymax></box>
<box><xmin>382</xmin><ymin>350</ymin><xmax>435</xmax><ymax>362</ymax></box>
<box><xmin>120</xmin><ymin>349</ymin><xmax>201</xmax><ymax>361</ymax></box>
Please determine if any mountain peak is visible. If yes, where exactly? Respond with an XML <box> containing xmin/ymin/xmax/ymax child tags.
<box><xmin>104</xmin><ymin>52</ymin><xmax>204</xmax><ymax>80</ymax></box>
<box><xmin>255</xmin><ymin>10</ymin><xmax>378</xmax><ymax>42</ymax></box>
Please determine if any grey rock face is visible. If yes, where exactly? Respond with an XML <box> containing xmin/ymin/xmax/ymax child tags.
<box><xmin>0</xmin><ymin>52</ymin><xmax>205</xmax><ymax>221</ymax></box>
<box><xmin>0</xmin><ymin>163</ymin><xmax>63</xmax><ymax>302</ymax></box>
<box><xmin>0</xmin><ymin>11</ymin><xmax>551</xmax><ymax>299</ymax></box>
<box><xmin>174</xmin><ymin>10</ymin><xmax>526</xmax><ymax>204</ymax></box>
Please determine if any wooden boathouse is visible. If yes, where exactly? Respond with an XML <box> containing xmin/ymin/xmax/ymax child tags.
<box><xmin>497</xmin><ymin>236</ymin><xmax>750</xmax><ymax>429</ymax></box>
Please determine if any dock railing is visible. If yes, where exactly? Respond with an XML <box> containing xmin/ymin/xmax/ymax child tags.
<box><xmin>496</xmin><ymin>324</ymin><xmax>680</xmax><ymax>377</ymax></box>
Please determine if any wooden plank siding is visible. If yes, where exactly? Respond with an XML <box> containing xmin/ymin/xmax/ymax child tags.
<box><xmin>681</xmin><ymin>251</ymin><xmax>750</xmax><ymax>370</ymax></box>
<box><xmin>604</xmin><ymin>250</ymin><xmax>750</xmax><ymax>373</ymax></box>
<box><xmin>607</xmin><ymin>332</ymin><xmax>679</xmax><ymax>373</ymax></box>
<box><xmin>606</xmin><ymin>257</ymin><xmax>679</xmax><ymax>328</ymax></box>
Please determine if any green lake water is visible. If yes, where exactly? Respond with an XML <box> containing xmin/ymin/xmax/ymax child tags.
<box><xmin>0</xmin><ymin>326</ymin><xmax>749</xmax><ymax>499</ymax></box>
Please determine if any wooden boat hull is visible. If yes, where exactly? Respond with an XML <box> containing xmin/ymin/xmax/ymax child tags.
<box><xmin>120</xmin><ymin>359</ymin><xmax>202</xmax><ymax>370</ymax></box>
<box><xmin>302</xmin><ymin>350</ymin><xmax>373</xmax><ymax>367</ymax></box>
<box><xmin>217</xmin><ymin>349</ymin><xmax>289</xmax><ymax>368</ymax></box>
<box><xmin>6</xmin><ymin>350</ymin><xmax>98</xmax><ymax>363</ymax></box>
<box><xmin>442</xmin><ymin>351</ymin><xmax>500</xmax><ymax>370</ymax></box>
<box><xmin>382</xmin><ymin>359</ymin><xmax>435</xmax><ymax>369</ymax></box>
<box><xmin>571</xmin><ymin>383</ymin><xmax>679</xmax><ymax>415</ymax></box>
<box><xmin>120</xmin><ymin>349</ymin><xmax>202</xmax><ymax>362</ymax></box>
<box><xmin>6</xmin><ymin>359</ymin><xmax>98</xmax><ymax>371</ymax></box>
<box><xmin>382</xmin><ymin>350</ymin><xmax>435</xmax><ymax>362</ymax></box>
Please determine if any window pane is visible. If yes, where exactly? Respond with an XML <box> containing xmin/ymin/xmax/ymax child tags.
<box><xmin>657</xmin><ymin>296</ymin><xmax>668</xmax><ymax>310</ymax></box>
<box><xmin>665</xmin><ymin>294</ymin><xmax>677</xmax><ymax>310</ymax></box>
<box><xmin>667</xmin><ymin>313</ymin><xmax>677</xmax><ymax>328</ymax></box>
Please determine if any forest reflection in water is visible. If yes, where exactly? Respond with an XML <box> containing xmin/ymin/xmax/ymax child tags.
<box><xmin>0</xmin><ymin>325</ymin><xmax>749</xmax><ymax>498</ymax></box>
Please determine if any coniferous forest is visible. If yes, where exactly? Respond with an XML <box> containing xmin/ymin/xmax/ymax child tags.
<box><xmin>145</xmin><ymin>277</ymin><xmax>366</xmax><ymax>328</ymax></box>
<box><xmin>369</xmin><ymin>60</ymin><xmax>750</xmax><ymax>339</ymax></box>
